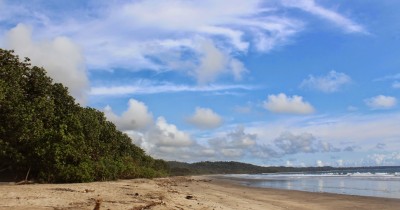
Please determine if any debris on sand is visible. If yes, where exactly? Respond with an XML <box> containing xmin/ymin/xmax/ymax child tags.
<box><xmin>93</xmin><ymin>198</ymin><xmax>102</xmax><ymax>210</ymax></box>
<box><xmin>130</xmin><ymin>200</ymin><xmax>164</xmax><ymax>210</ymax></box>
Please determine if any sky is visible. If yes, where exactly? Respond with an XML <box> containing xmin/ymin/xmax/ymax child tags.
<box><xmin>1</xmin><ymin>0</ymin><xmax>400</xmax><ymax>167</ymax></box>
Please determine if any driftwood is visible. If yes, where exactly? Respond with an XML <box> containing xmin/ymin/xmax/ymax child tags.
<box><xmin>15</xmin><ymin>180</ymin><xmax>34</xmax><ymax>185</ymax></box>
<box><xmin>130</xmin><ymin>201</ymin><xmax>164</xmax><ymax>210</ymax></box>
<box><xmin>15</xmin><ymin>166</ymin><xmax>34</xmax><ymax>185</ymax></box>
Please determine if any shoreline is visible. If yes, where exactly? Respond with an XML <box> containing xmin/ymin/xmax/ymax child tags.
<box><xmin>0</xmin><ymin>176</ymin><xmax>399</xmax><ymax>210</ymax></box>
<box><xmin>209</xmin><ymin>174</ymin><xmax>400</xmax><ymax>199</ymax></box>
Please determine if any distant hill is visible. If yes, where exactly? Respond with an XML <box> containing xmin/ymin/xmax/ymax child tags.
<box><xmin>168</xmin><ymin>161</ymin><xmax>399</xmax><ymax>176</ymax></box>
<box><xmin>167</xmin><ymin>161</ymin><xmax>336</xmax><ymax>176</ymax></box>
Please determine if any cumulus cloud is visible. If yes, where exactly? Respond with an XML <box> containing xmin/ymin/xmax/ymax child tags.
<box><xmin>365</xmin><ymin>95</ymin><xmax>397</xmax><ymax>109</ymax></box>
<box><xmin>282</xmin><ymin>0</ymin><xmax>367</xmax><ymax>33</ymax></box>
<box><xmin>300</xmin><ymin>71</ymin><xmax>351</xmax><ymax>93</ymax></box>
<box><xmin>316</xmin><ymin>160</ymin><xmax>324</xmax><ymax>167</ymax></box>
<box><xmin>4</xmin><ymin>24</ymin><xmax>88</xmax><ymax>104</ymax></box>
<box><xmin>274</xmin><ymin>132</ymin><xmax>339</xmax><ymax>155</ymax></box>
<box><xmin>274</xmin><ymin>132</ymin><xmax>318</xmax><ymax>154</ymax></box>
<box><xmin>146</xmin><ymin>117</ymin><xmax>193</xmax><ymax>147</ymax></box>
<box><xmin>106</xmin><ymin>99</ymin><xmax>210</xmax><ymax>161</ymax></box>
<box><xmin>336</xmin><ymin>159</ymin><xmax>344</xmax><ymax>167</ymax></box>
<box><xmin>245</xmin><ymin>112</ymin><xmax>400</xmax><ymax>156</ymax></box>
<box><xmin>208</xmin><ymin>126</ymin><xmax>258</xmax><ymax>159</ymax></box>
<box><xmin>187</xmin><ymin>107</ymin><xmax>223</xmax><ymax>130</ymax></box>
<box><xmin>104</xmin><ymin>98</ymin><xmax>153</xmax><ymax>131</ymax></box>
<box><xmin>263</xmin><ymin>93</ymin><xmax>315</xmax><ymax>114</ymax></box>
<box><xmin>364</xmin><ymin>152</ymin><xmax>400</xmax><ymax>166</ymax></box>
<box><xmin>134</xmin><ymin>117</ymin><xmax>197</xmax><ymax>160</ymax></box>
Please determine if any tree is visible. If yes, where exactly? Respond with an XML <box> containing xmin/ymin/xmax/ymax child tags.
<box><xmin>0</xmin><ymin>49</ymin><xmax>168</xmax><ymax>183</ymax></box>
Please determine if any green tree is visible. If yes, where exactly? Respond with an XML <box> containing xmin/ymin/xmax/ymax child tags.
<box><xmin>0</xmin><ymin>49</ymin><xmax>168</xmax><ymax>183</ymax></box>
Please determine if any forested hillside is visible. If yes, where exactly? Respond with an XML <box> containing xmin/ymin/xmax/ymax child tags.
<box><xmin>168</xmin><ymin>161</ymin><xmax>336</xmax><ymax>176</ymax></box>
<box><xmin>0</xmin><ymin>49</ymin><xmax>168</xmax><ymax>183</ymax></box>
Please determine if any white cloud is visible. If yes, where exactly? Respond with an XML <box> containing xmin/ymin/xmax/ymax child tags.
<box><xmin>104</xmin><ymin>98</ymin><xmax>153</xmax><ymax>131</ymax></box>
<box><xmin>233</xmin><ymin>105</ymin><xmax>252</xmax><ymax>114</ymax></box>
<box><xmin>274</xmin><ymin>132</ymin><xmax>339</xmax><ymax>155</ymax></box>
<box><xmin>4</xmin><ymin>24</ymin><xmax>88</xmax><ymax>104</ymax></box>
<box><xmin>0</xmin><ymin>0</ymin><xmax>305</xmax><ymax>83</ymax></box>
<box><xmin>90</xmin><ymin>81</ymin><xmax>254</xmax><ymax>96</ymax></box>
<box><xmin>188</xmin><ymin>36</ymin><xmax>254</xmax><ymax>84</ymax></box>
<box><xmin>392</xmin><ymin>81</ymin><xmax>400</xmax><ymax>89</ymax></box>
<box><xmin>374</xmin><ymin>73</ymin><xmax>400</xmax><ymax>81</ymax></box>
<box><xmin>194</xmin><ymin>39</ymin><xmax>229</xmax><ymax>83</ymax></box>
<box><xmin>208</xmin><ymin>126</ymin><xmax>258</xmax><ymax>159</ymax></box>
<box><xmin>347</xmin><ymin>106</ymin><xmax>358</xmax><ymax>112</ymax></box>
<box><xmin>125</xmin><ymin>108</ymin><xmax>400</xmax><ymax>165</ymax></box>
<box><xmin>275</xmin><ymin>132</ymin><xmax>317</xmax><ymax>154</ymax></box>
<box><xmin>316</xmin><ymin>160</ymin><xmax>324</xmax><ymax>167</ymax></box>
<box><xmin>0</xmin><ymin>0</ymin><xmax>367</xmax><ymax>85</ymax></box>
<box><xmin>300</xmin><ymin>71</ymin><xmax>351</xmax><ymax>93</ymax></box>
<box><xmin>246</xmin><ymin>112</ymin><xmax>400</xmax><ymax>153</ymax></box>
<box><xmin>146</xmin><ymin>117</ymin><xmax>193</xmax><ymax>147</ymax></box>
<box><xmin>221</xmin><ymin>149</ymin><xmax>244</xmax><ymax>158</ymax></box>
<box><xmin>81</xmin><ymin>0</ymin><xmax>302</xmax><ymax>82</ymax></box>
<box><xmin>187</xmin><ymin>107</ymin><xmax>223</xmax><ymax>130</ymax></box>
<box><xmin>282</xmin><ymin>0</ymin><xmax>367</xmax><ymax>33</ymax></box>
<box><xmin>336</xmin><ymin>159</ymin><xmax>343</xmax><ymax>167</ymax></box>
<box><xmin>263</xmin><ymin>93</ymin><xmax>315</xmax><ymax>114</ymax></box>
<box><xmin>229</xmin><ymin>58</ymin><xmax>247</xmax><ymax>81</ymax></box>
<box><xmin>365</xmin><ymin>95</ymin><xmax>397</xmax><ymax>109</ymax></box>
<box><xmin>125</xmin><ymin>116</ymin><xmax>200</xmax><ymax>161</ymax></box>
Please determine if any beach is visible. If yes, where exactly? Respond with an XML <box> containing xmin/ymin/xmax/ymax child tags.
<box><xmin>1</xmin><ymin>176</ymin><xmax>399</xmax><ymax>210</ymax></box>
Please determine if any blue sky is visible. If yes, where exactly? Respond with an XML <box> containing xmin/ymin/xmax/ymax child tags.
<box><xmin>1</xmin><ymin>0</ymin><xmax>400</xmax><ymax>167</ymax></box>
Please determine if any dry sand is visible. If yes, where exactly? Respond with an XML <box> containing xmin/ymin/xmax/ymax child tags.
<box><xmin>0</xmin><ymin>176</ymin><xmax>399</xmax><ymax>210</ymax></box>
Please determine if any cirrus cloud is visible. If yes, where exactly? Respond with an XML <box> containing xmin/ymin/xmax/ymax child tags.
<box><xmin>282</xmin><ymin>0</ymin><xmax>367</xmax><ymax>33</ymax></box>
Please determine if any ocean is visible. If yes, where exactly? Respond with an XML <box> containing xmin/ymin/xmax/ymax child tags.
<box><xmin>223</xmin><ymin>167</ymin><xmax>400</xmax><ymax>199</ymax></box>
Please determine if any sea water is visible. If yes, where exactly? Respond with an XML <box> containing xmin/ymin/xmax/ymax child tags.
<box><xmin>223</xmin><ymin>167</ymin><xmax>400</xmax><ymax>199</ymax></box>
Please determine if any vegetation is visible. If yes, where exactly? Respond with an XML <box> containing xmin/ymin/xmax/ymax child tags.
<box><xmin>168</xmin><ymin>161</ymin><xmax>336</xmax><ymax>176</ymax></box>
<box><xmin>0</xmin><ymin>49</ymin><xmax>169</xmax><ymax>183</ymax></box>
<box><xmin>168</xmin><ymin>161</ymin><xmax>400</xmax><ymax>176</ymax></box>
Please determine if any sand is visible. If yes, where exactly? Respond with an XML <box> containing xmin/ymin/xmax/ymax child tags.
<box><xmin>0</xmin><ymin>176</ymin><xmax>399</xmax><ymax>210</ymax></box>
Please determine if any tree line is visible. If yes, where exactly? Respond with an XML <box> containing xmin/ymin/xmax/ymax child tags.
<box><xmin>0</xmin><ymin>49</ymin><xmax>168</xmax><ymax>183</ymax></box>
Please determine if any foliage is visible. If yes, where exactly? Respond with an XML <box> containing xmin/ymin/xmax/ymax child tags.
<box><xmin>167</xmin><ymin>161</ymin><xmax>337</xmax><ymax>176</ymax></box>
<box><xmin>168</xmin><ymin>161</ymin><xmax>400</xmax><ymax>176</ymax></box>
<box><xmin>0</xmin><ymin>49</ymin><xmax>168</xmax><ymax>183</ymax></box>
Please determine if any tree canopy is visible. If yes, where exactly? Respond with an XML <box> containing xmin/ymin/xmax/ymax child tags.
<box><xmin>0</xmin><ymin>49</ymin><xmax>168</xmax><ymax>183</ymax></box>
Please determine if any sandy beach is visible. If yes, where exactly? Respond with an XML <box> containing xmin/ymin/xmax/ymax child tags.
<box><xmin>1</xmin><ymin>176</ymin><xmax>399</xmax><ymax>210</ymax></box>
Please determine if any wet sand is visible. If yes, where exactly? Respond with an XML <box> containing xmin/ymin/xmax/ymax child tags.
<box><xmin>0</xmin><ymin>176</ymin><xmax>399</xmax><ymax>210</ymax></box>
